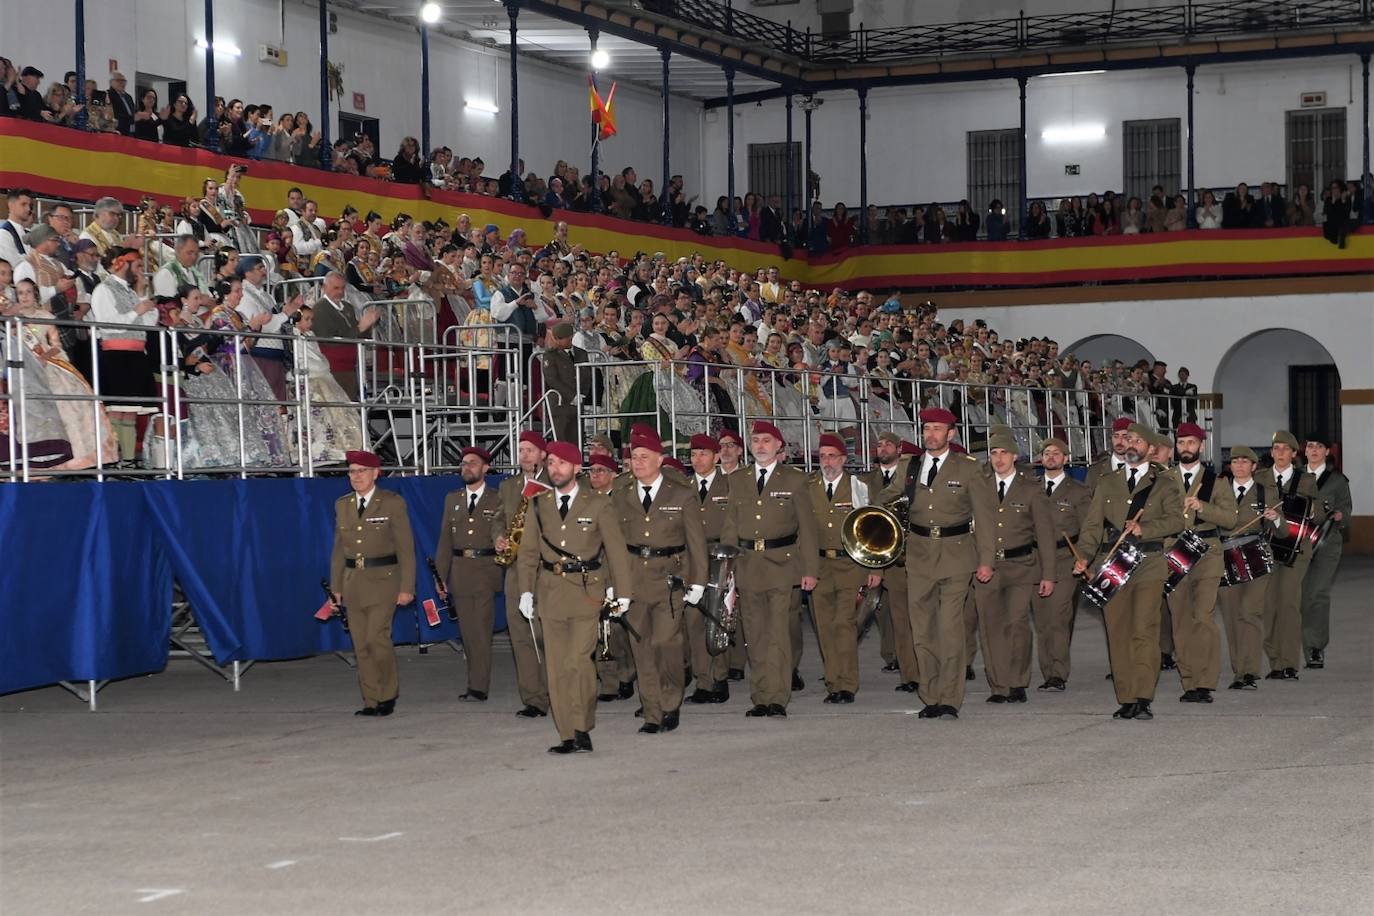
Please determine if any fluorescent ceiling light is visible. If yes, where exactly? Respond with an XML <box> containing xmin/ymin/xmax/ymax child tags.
<box><xmin>195</xmin><ymin>38</ymin><xmax>242</xmax><ymax>57</ymax></box>
<box><xmin>1038</xmin><ymin>69</ymin><xmax>1106</xmax><ymax>78</ymax></box>
<box><xmin>1041</xmin><ymin>124</ymin><xmax>1106</xmax><ymax>143</ymax></box>
<box><xmin>465</xmin><ymin>99</ymin><xmax>499</xmax><ymax>114</ymax></box>
<box><xmin>591</xmin><ymin>49</ymin><xmax>610</xmax><ymax>69</ymax></box>
<box><xmin>420</xmin><ymin>3</ymin><xmax>442</xmax><ymax>24</ymax></box>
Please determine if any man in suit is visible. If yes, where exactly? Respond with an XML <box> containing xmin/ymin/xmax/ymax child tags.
<box><xmin>1073</xmin><ymin>423</ymin><xmax>1185</xmax><ymax>720</ymax></box>
<box><xmin>1218</xmin><ymin>447</ymin><xmax>1270</xmax><ymax>690</ymax></box>
<box><xmin>1166</xmin><ymin>423</ymin><xmax>1239</xmax><ymax>704</ymax></box>
<box><xmin>612</xmin><ymin>432</ymin><xmax>708</xmax><ymax>733</ymax></box>
<box><xmin>434</xmin><ymin>446</ymin><xmax>503</xmax><ymax>702</ymax></box>
<box><xmin>1085</xmin><ymin>418</ymin><xmax>1133</xmax><ymax>490</ymax></box>
<box><xmin>1221</xmin><ymin>182</ymin><xmax>1255</xmax><ymax>229</ymax></box>
<box><xmin>539</xmin><ymin>321</ymin><xmax>590</xmax><ymax>443</ymax></box>
<box><xmin>862</xmin><ymin>430</ymin><xmax>920</xmax><ymax>691</ymax></box>
<box><xmin>810</xmin><ymin>434</ymin><xmax>883</xmax><ymax>703</ymax></box>
<box><xmin>309</xmin><ymin>272</ymin><xmax>380</xmax><ymax>401</ymax></box>
<box><xmin>329</xmin><ymin>450</ymin><xmax>416</xmax><ymax>717</ymax></box>
<box><xmin>1255</xmin><ymin>430</ymin><xmax>1323</xmax><ymax>680</ymax></box>
<box><xmin>1301</xmin><ymin>435</ymin><xmax>1352</xmax><ymax>669</ymax></box>
<box><xmin>720</xmin><ymin>420</ymin><xmax>819</xmax><ymax>718</ymax></box>
<box><xmin>684</xmin><ymin>434</ymin><xmax>733</xmax><ymax>705</ymax></box>
<box><xmin>492</xmin><ymin>431</ymin><xmax>552</xmax><ymax>718</ymax></box>
<box><xmin>904</xmin><ymin>407</ymin><xmax>998</xmax><ymax>720</ymax></box>
<box><xmin>974</xmin><ymin>431</ymin><xmax>1057</xmax><ymax>705</ymax></box>
<box><xmin>516</xmin><ymin>440</ymin><xmax>634</xmax><ymax>754</ymax></box>
<box><xmin>1032</xmin><ymin>438</ymin><xmax>1091</xmax><ymax>691</ymax></box>
<box><xmin>1254</xmin><ymin>181</ymin><xmax>1287</xmax><ymax>228</ymax></box>
<box><xmin>107</xmin><ymin>72</ymin><xmax>136</xmax><ymax>135</ymax></box>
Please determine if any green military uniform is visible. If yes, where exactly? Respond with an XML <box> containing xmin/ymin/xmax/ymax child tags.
<box><xmin>1165</xmin><ymin>463</ymin><xmax>1239</xmax><ymax>696</ymax></box>
<box><xmin>1076</xmin><ymin>461</ymin><xmax>1185</xmax><ymax>709</ymax></box>
<box><xmin>862</xmin><ymin>457</ymin><xmax>919</xmax><ymax>685</ymax></box>
<box><xmin>590</xmin><ymin>480</ymin><xmax>637</xmax><ymax>701</ymax></box>
<box><xmin>1218</xmin><ymin>466</ymin><xmax>1270</xmax><ymax>684</ymax></box>
<box><xmin>685</xmin><ymin>468</ymin><xmax>733</xmax><ymax>697</ymax></box>
<box><xmin>718</xmin><ymin>463</ymin><xmax>750</xmax><ymax>678</ymax></box>
<box><xmin>435</xmin><ymin>483</ymin><xmax>503</xmax><ymax>696</ymax></box>
<box><xmin>539</xmin><ymin>340</ymin><xmax>587</xmax><ymax>443</ymax></box>
<box><xmin>1085</xmin><ymin>453</ymin><xmax>1128</xmax><ymax>492</ymax></box>
<box><xmin>612</xmin><ymin>474</ymin><xmax>708</xmax><ymax>727</ymax></box>
<box><xmin>1030</xmin><ymin>471</ymin><xmax>1091</xmax><ymax>686</ymax></box>
<box><xmin>492</xmin><ymin>471</ymin><xmax>551</xmax><ymax>713</ymax></box>
<box><xmin>720</xmin><ymin>462</ymin><xmax>820</xmax><ymax>710</ymax></box>
<box><xmin>903</xmin><ymin>449</ymin><xmax>998</xmax><ymax>714</ymax></box>
<box><xmin>515</xmin><ymin>485</ymin><xmax>634</xmax><ymax>743</ymax></box>
<box><xmin>1301</xmin><ymin>464</ymin><xmax>1352</xmax><ymax>661</ymax></box>
<box><xmin>330</xmin><ymin>488</ymin><xmax>416</xmax><ymax>711</ymax></box>
<box><xmin>809</xmin><ymin>471</ymin><xmax>872</xmax><ymax>697</ymax></box>
<box><xmin>1255</xmin><ymin>458</ymin><xmax>1322</xmax><ymax>675</ymax></box>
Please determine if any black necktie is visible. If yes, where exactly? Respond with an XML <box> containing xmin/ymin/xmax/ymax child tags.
<box><xmin>1046</xmin><ymin>480</ymin><xmax>1054</xmax><ymax>497</ymax></box>
<box><xmin>998</xmin><ymin>480</ymin><xmax>1006</xmax><ymax>503</ymax></box>
<box><xmin>883</xmin><ymin>470</ymin><xmax>892</xmax><ymax>488</ymax></box>
<box><xmin>826</xmin><ymin>481</ymin><xmax>834</xmax><ymax>503</ymax></box>
<box><xmin>357</xmin><ymin>497</ymin><xmax>366</xmax><ymax>517</ymax></box>
<box><xmin>1127</xmin><ymin>468</ymin><xmax>1138</xmax><ymax>492</ymax></box>
<box><xmin>468</xmin><ymin>493</ymin><xmax>478</xmax><ymax>516</ymax></box>
<box><xmin>925</xmin><ymin>457</ymin><xmax>939</xmax><ymax>487</ymax></box>
<box><xmin>642</xmin><ymin>486</ymin><xmax>653</xmax><ymax>513</ymax></box>
<box><xmin>1237</xmin><ymin>485</ymin><xmax>1246</xmax><ymax>502</ymax></box>
<box><xmin>757</xmin><ymin>468</ymin><xmax>767</xmax><ymax>494</ymax></box>
<box><xmin>699</xmin><ymin>479</ymin><xmax>709</xmax><ymax>504</ymax></box>
<box><xmin>559</xmin><ymin>494</ymin><xmax>570</xmax><ymax>520</ymax></box>
<box><xmin>1184</xmin><ymin>472</ymin><xmax>1193</xmax><ymax>490</ymax></box>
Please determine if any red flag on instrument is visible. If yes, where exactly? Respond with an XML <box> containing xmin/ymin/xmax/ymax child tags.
<box><xmin>314</xmin><ymin>599</ymin><xmax>335</xmax><ymax>621</ymax></box>
<box><xmin>422</xmin><ymin>599</ymin><xmax>442</xmax><ymax>627</ymax></box>
<box><xmin>522</xmin><ymin>479</ymin><xmax>553</xmax><ymax>499</ymax></box>
<box><xmin>589</xmin><ymin>77</ymin><xmax>618</xmax><ymax>141</ymax></box>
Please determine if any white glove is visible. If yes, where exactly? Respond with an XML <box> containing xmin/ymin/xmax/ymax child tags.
<box><xmin>614</xmin><ymin>597</ymin><xmax>631</xmax><ymax>616</ymax></box>
<box><xmin>684</xmin><ymin>584</ymin><xmax>706</xmax><ymax>605</ymax></box>
<box><xmin>605</xmin><ymin>586</ymin><xmax>616</xmax><ymax>601</ymax></box>
<box><xmin>518</xmin><ymin>592</ymin><xmax>535</xmax><ymax>620</ymax></box>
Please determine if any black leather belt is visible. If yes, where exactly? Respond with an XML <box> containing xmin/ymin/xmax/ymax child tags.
<box><xmin>819</xmin><ymin>548</ymin><xmax>847</xmax><ymax>559</ymax></box>
<box><xmin>1056</xmin><ymin>534</ymin><xmax>1079</xmax><ymax>550</ymax></box>
<box><xmin>542</xmin><ymin>558</ymin><xmax>602</xmax><ymax>574</ymax></box>
<box><xmin>1138</xmin><ymin>540</ymin><xmax>1165</xmax><ymax>552</ymax></box>
<box><xmin>627</xmin><ymin>544</ymin><xmax>685</xmax><ymax>559</ymax></box>
<box><xmin>909</xmin><ymin>521</ymin><xmax>972</xmax><ymax>539</ymax></box>
<box><xmin>346</xmin><ymin>554</ymin><xmax>398</xmax><ymax>569</ymax></box>
<box><xmin>994</xmin><ymin>543</ymin><xmax>1034</xmax><ymax>560</ymax></box>
<box><xmin>453</xmin><ymin>548</ymin><xmax>498</xmax><ymax>558</ymax></box>
<box><xmin>738</xmin><ymin>534</ymin><xmax>797</xmax><ymax>551</ymax></box>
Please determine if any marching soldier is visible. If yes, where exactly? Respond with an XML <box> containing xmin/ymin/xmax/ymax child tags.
<box><xmin>811</xmin><ymin>434</ymin><xmax>883</xmax><ymax>703</ymax></box>
<box><xmin>1300</xmin><ymin>434</ymin><xmax>1352</xmax><ymax>669</ymax></box>
<box><xmin>862</xmin><ymin>430</ymin><xmax>920</xmax><ymax>691</ymax></box>
<box><xmin>1073</xmin><ymin>423</ymin><xmax>1185</xmax><ymax>720</ymax></box>
<box><xmin>904</xmin><ymin>407</ymin><xmax>997</xmax><ymax>721</ymax></box>
<box><xmin>612</xmin><ymin>432</ymin><xmax>708</xmax><ymax>733</ymax></box>
<box><xmin>434</xmin><ymin>446</ymin><xmax>503</xmax><ymax>701</ymax></box>
<box><xmin>720</xmin><ymin>420</ymin><xmax>819</xmax><ymax>718</ymax></box>
<box><xmin>1256</xmin><ymin>430</ymin><xmax>1323</xmax><ymax>680</ymax></box>
<box><xmin>493</xmin><ymin>431</ymin><xmax>552</xmax><ymax>718</ymax></box>
<box><xmin>1031</xmin><ymin>437</ymin><xmax>1091</xmax><ymax>691</ymax></box>
<box><xmin>1167</xmin><ymin>423</ymin><xmax>1238</xmax><ymax>704</ymax></box>
<box><xmin>515</xmin><ymin>440</ymin><xmax>634</xmax><ymax>754</ymax></box>
<box><xmin>974</xmin><ymin>431</ymin><xmax>1057</xmax><ymax>705</ymax></box>
<box><xmin>329</xmin><ymin>450</ymin><xmax>416</xmax><ymax>717</ymax></box>
<box><xmin>716</xmin><ymin>428</ymin><xmax>749</xmax><ymax>681</ymax></box>
<box><xmin>1085</xmin><ymin>417</ymin><xmax>1133</xmax><ymax>490</ymax></box>
<box><xmin>588</xmin><ymin>453</ymin><xmax>637</xmax><ymax>702</ymax></box>
<box><xmin>1218</xmin><ymin>447</ymin><xmax>1269</xmax><ymax>690</ymax></box>
<box><xmin>685</xmin><ymin>433</ymin><xmax>733</xmax><ymax>705</ymax></box>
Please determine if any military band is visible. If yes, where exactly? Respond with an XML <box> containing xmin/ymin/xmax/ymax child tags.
<box><xmin>1030</xmin><ymin>438</ymin><xmax>1090</xmax><ymax>690</ymax></box>
<box><xmin>684</xmin><ymin>434</ymin><xmax>733</xmax><ymax>705</ymax></box>
<box><xmin>863</xmin><ymin>431</ymin><xmax>921</xmax><ymax>691</ymax></box>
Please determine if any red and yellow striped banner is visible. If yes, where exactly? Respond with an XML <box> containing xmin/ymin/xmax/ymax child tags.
<box><xmin>3</xmin><ymin>119</ymin><xmax>1371</xmax><ymax>288</ymax></box>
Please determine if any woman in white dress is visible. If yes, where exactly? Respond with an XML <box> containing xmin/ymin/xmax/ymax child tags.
<box><xmin>290</xmin><ymin>305</ymin><xmax>363</xmax><ymax>465</ymax></box>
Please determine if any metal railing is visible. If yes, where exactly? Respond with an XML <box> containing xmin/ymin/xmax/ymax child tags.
<box><xmin>573</xmin><ymin>357</ymin><xmax>1212</xmax><ymax>470</ymax></box>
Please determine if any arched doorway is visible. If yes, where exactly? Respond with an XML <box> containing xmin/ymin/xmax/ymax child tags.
<box><xmin>1063</xmin><ymin>334</ymin><xmax>1155</xmax><ymax>371</ymax></box>
<box><xmin>1213</xmin><ymin>329</ymin><xmax>1340</xmax><ymax>454</ymax></box>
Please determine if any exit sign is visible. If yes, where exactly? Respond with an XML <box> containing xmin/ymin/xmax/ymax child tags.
<box><xmin>352</xmin><ymin>92</ymin><xmax>366</xmax><ymax>111</ymax></box>
<box><xmin>1064</xmin><ymin>164</ymin><xmax>1081</xmax><ymax>176</ymax></box>
<box><xmin>1300</xmin><ymin>91</ymin><xmax>1327</xmax><ymax>108</ymax></box>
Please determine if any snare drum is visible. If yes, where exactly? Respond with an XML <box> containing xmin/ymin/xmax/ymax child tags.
<box><xmin>1082</xmin><ymin>541</ymin><xmax>1144</xmax><ymax>611</ymax></box>
<box><xmin>1162</xmin><ymin>529</ymin><xmax>1211</xmax><ymax>595</ymax></box>
<box><xmin>1269</xmin><ymin>494</ymin><xmax>1316</xmax><ymax>566</ymax></box>
<box><xmin>1221</xmin><ymin>534</ymin><xmax>1273</xmax><ymax>587</ymax></box>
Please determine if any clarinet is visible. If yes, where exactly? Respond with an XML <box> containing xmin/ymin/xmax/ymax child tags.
<box><xmin>426</xmin><ymin>557</ymin><xmax>456</xmax><ymax>622</ymax></box>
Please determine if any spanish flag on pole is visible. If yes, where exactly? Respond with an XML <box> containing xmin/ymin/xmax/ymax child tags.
<box><xmin>589</xmin><ymin>76</ymin><xmax>618</xmax><ymax>141</ymax></box>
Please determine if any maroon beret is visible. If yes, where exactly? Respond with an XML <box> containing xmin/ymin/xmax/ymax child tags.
<box><xmin>918</xmin><ymin>407</ymin><xmax>957</xmax><ymax>426</ymax></box>
<box><xmin>519</xmin><ymin>431</ymin><xmax>548</xmax><ymax>451</ymax></box>
<box><xmin>818</xmin><ymin>433</ymin><xmax>847</xmax><ymax>454</ymax></box>
<box><xmin>689</xmin><ymin>433</ymin><xmax>720</xmax><ymax>452</ymax></box>
<box><xmin>544</xmin><ymin>440</ymin><xmax>582</xmax><ymax>466</ymax></box>
<box><xmin>1111</xmin><ymin>417</ymin><xmax>1133</xmax><ymax>433</ymax></box>
<box><xmin>345</xmin><ymin>450</ymin><xmax>381</xmax><ymax>468</ymax></box>
<box><xmin>900</xmin><ymin>440</ymin><xmax>920</xmax><ymax>456</ymax></box>
<box><xmin>1176</xmin><ymin>422</ymin><xmax>1206</xmax><ymax>441</ymax></box>
<box><xmin>718</xmin><ymin>428</ymin><xmax>744</xmax><ymax>447</ymax></box>
<box><xmin>751</xmin><ymin>420</ymin><xmax>784</xmax><ymax>444</ymax></box>
<box><xmin>588</xmin><ymin>454</ymin><xmax>618</xmax><ymax>472</ymax></box>
<box><xmin>662</xmin><ymin>456</ymin><xmax>688</xmax><ymax>474</ymax></box>
<box><xmin>460</xmin><ymin>446</ymin><xmax>493</xmax><ymax>464</ymax></box>
<box><xmin>629</xmin><ymin>422</ymin><xmax>660</xmax><ymax>440</ymax></box>
<box><xmin>629</xmin><ymin>432</ymin><xmax>664</xmax><ymax>454</ymax></box>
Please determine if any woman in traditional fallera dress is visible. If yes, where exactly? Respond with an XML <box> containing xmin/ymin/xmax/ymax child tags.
<box><xmin>619</xmin><ymin>312</ymin><xmax>706</xmax><ymax>444</ymax></box>
<box><xmin>290</xmin><ymin>305</ymin><xmax>363</xmax><ymax>465</ymax></box>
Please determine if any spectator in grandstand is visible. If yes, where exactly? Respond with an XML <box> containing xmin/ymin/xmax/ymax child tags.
<box><xmin>0</xmin><ymin>188</ymin><xmax>35</xmax><ymax>265</ymax></box>
<box><xmin>1254</xmin><ymin>181</ymin><xmax>1286</xmax><ymax>228</ymax></box>
<box><xmin>217</xmin><ymin>164</ymin><xmax>258</xmax><ymax>253</ymax></box>
<box><xmin>1322</xmin><ymin>179</ymin><xmax>1360</xmax><ymax>248</ymax></box>
<box><xmin>131</xmin><ymin>88</ymin><xmax>164</xmax><ymax>143</ymax></box>
<box><xmin>235</xmin><ymin>254</ymin><xmax>301</xmax><ymax>401</ymax></box>
<box><xmin>290</xmin><ymin>304</ymin><xmax>364</xmax><ymax>464</ymax></box>
<box><xmin>985</xmin><ymin>200</ymin><xmax>1008</xmax><ymax>241</ymax></box>
<box><xmin>1024</xmin><ymin>201</ymin><xmax>1051</xmax><ymax>239</ymax></box>
<box><xmin>160</xmin><ymin>93</ymin><xmax>197</xmax><ymax>147</ymax></box>
<box><xmin>8</xmin><ymin>65</ymin><xmax>49</xmax><ymax>121</ymax></box>
<box><xmin>1287</xmin><ymin>183</ymin><xmax>1316</xmax><ymax>226</ymax></box>
<box><xmin>197</xmin><ymin>96</ymin><xmax>225</xmax><ymax>146</ymax></box>
<box><xmin>1196</xmin><ymin>189</ymin><xmax>1222</xmax><ymax>229</ymax></box>
<box><xmin>104</xmin><ymin>72</ymin><xmax>135</xmax><ymax>134</ymax></box>
<box><xmin>1221</xmin><ymin>182</ymin><xmax>1255</xmax><ymax>228</ymax></box>
<box><xmin>391</xmin><ymin>136</ymin><xmax>426</xmax><ymax>184</ymax></box>
<box><xmin>153</xmin><ymin>235</ymin><xmax>209</xmax><ymax>298</ymax></box>
<box><xmin>1165</xmin><ymin>194</ymin><xmax>1189</xmax><ymax>232</ymax></box>
<box><xmin>827</xmin><ymin>202</ymin><xmax>858</xmax><ymax>251</ymax></box>
<box><xmin>85</xmin><ymin>247</ymin><xmax>159</xmax><ymax>464</ymax></box>
<box><xmin>43</xmin><ymin>82</ymin><xmax>82</xmax><ymax>127</ymax></box>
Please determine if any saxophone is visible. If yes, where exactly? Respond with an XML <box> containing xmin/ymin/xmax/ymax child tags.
<box><xmin>494</xmin><ymin>491</ymin><xmax>531</xmax><ymax>567</ymax></box>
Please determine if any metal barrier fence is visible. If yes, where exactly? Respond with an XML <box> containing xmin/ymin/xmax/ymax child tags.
<box><xmin>574</xmin><ymin>358</ymin><xmax>1212</xmax><ymax>470</ymax></box>
<box><xmin>1</xmin><ymin>315</ymin><xmax>524</xmax><ymax>481</ymax></box>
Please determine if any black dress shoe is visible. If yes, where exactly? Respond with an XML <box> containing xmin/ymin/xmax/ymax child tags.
<box><xmin>1265</xmin><ymin>670</ymin><xmax>1285</xmax><ymax>680</ymax></box>
<box><xmin>515</xmin><ymin>705</ymin><xmax>548</xmax><ymax>718</ymax></box>
<box><xmin>597</xmin><ymin>692</ymin><xmax>619</xmax><ymax>702</ymax></box>
<box><xmin>894</xmin><ymin>681</ymin><xmax>918</xmax><ymax>693</ymax></box>
<box><xmin>710</xmin><ymin>682</ymin><xmax>730</xmax><ymax>703</ymax></box>
<box><xmin>1195</xmin><ymin>688</ymin><xmax>1213</xmax><ymax>703</ymax></box>
<box><xmin>986</xmin><ymin>694</ymin><xmax>1009</xmax><ymax>704</ymax></box>
<box><xmin>459</xmin><ymin>690</ymin><xmax>488</xmax><ymax>702</ymax></box>
<box><xmin>745</xmin><ymin>704</ymin><xmax>770</xmax><ymax>717</ymax></box>
<box><xmin>634</xmin><ymin>706</ymin><xmax>644</xmax><ymax>718</ymax></box>
<box><xmin>1179</xmin><ymin>689</ymin><xmax>1201</xmax><ymax>703</ymax></box>
<box><xmin>662</xmin><ymin>710</ymin><xmax>680</xmax><ymax>732</ymax></box>
<box><xmin>618</xmin><ymin>681</ymin><xmax>635</xmax><ymax>699</ymax></box>
<box><xmin>766</xmin><ymin>704</ymin><xmax>787</xmax><ymax>717</ymax></box>
<box><xmin>1112</xmin><ymin>703</ymin><xmax>1137</xmax><ymax>720</ymax></box>
<box><xmin>837</xmin><ymin>691</ymin><xmax>855</xmax><ymax>703</ymax></box>
<box><xmin>965</xmin><ymin>665</ymin><xmax>976</xmax><ymax>681</ymax></box>
<box><xmin>1242</xmin><ymin>674</ymin><xmax>1260</xmax><ymax>689</ymax></box>
<box><xmin>823</xmin><ymin>692</ymin><xmax>840</xmax><ymax>704</ymax></box>
<box><xmin>1160</xmin><ymin>653</ymin><xmax>1177</xmax><ymax>671</ymax></box>
<box><xmin>881</xmin><ymin>660</ymin><xmax>900</xmax><ymax>672</ymax></box>
<box><xmin>1039</xmin><ymin>677</ymin><xmax>1066</xmax><ymax>691</ymax></box>
<box><xmin>1227</xmin><ymin>679</ymin><xmax>1246</xmax><ymax>690</ymax></box>
<box><xmin>1008</xmin><ymin>688</ymin><xmax>1028</xmax><ymax>703</ymax></box>
<box><xmin>1282</xmin><ymin>668</ymin><xmax>1300</xmax><ymax>680</ymax></box>
<box><xmin>548</xmin><ymin>740</ymin><xmax>576</xmax><ymax>754</ymax></box>
<box><xmin>638</xmin><ymin>722</ymin><xmax>661</xmax><ymax>734</ymax></box>
<box><xmin>937</xmin><ymin>705</ymin><xmax>959</xmax><ymax>720</ymax></box>
<box><xmin>1105</xmin><ymin>673</ymin><xmax>1114</xmax><ymax>681</ymax></box>
<box><xmin>917</xmin><ymin>704</ymin><xmax>941</xmax><ymax>718</ymax></box>
<box><xmin>1133</xmin><ymin>699</ymin><xmax>1154</xmax><ymax>721</ymax></box>
<box><xmin>686</xmin><ymin>688</ymin><xmax>715</xmax><ymax>704</ymax></box>
<box><xmin>573</xmin><ymin>730</ymin><xmax>593</xmax><ymax>752</ymax></box>
<box><xmin>354</xmin><ymin>706</ymin><xmax>379</xmax><ymax>716</ymax></box>
<box><xmin>728</xmin><ymin>668</ymin><xmax>745</xmax><ymax>681</ymax></box>
<box><xmin>1306</xmin><ymin>649</ymin><xmax>1325</xmax><ymax>669</ymax></box>
<box><xmin>791</xmin><ymin>670</ymin><xmax>805</xmax><ymax>691</ymax></box>
<box><xmin>377</xmin><ymin>698</ymin><xmax>396</xmax><ymax>717</ymax></box>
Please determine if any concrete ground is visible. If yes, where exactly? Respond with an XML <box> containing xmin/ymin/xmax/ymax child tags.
<box><xmin>3</xmin><ymin>560</ymin><xmax>1371</xmax><ymax>915</ymax></box>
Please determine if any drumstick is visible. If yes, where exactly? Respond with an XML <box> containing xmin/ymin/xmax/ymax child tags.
<box><xmin>1065</xmin><ymin>537</ymin><xmax>1089</xmax><ymax>577</ymax></box>
<box><xmin>1227</xmin><ymin>501</ymin><xmax>1284</xmax><ymax>538</ymax></box>
<box><xmin>1106</xmin><ymin>508</ymin><xmax>1146</xmax><ymax>559</ymax></box>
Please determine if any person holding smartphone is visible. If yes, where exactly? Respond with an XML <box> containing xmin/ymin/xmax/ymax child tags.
<box><xmin>489</xmin><ymin>262</ymin><xmax>553</xmax><ymax>345</ymax></box>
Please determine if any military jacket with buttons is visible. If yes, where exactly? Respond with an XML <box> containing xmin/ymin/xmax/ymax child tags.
<box><xmin>692</xmin><ymin>471</ymin><xmax>731</xmax><ymax>543</ymax></box>
<box><xmin>436</xmin><ymin>485</ymin><xmax>503</xmax><ymax>589</ymax></box>
<box><xmin>1040</xmin><ymin>473</ymin><xmax>1092</xmax><ymax>556</ymax></box>
<box><xmin>902</xmin><ymin>450</ymin><xmax>997</xmax><ymax>578</ymax></box>
<box><xmin>811</xmin><ymin>472</ymin><xmax>867</xmax><ymax>555</ymax></box>
<box><xmin>491</xmin><ymin>470</ymin><xmax>549</xmax><ymax>543</ymax></box>
<box><xmin>1169</xmin><ymin>465</ymin><xmax>1239</xmax><ymax>579</ymax></box>
<box><xmin>985</xmin><ymin>469</ymin><xmax>1058</xmax><ymax>584</ymax></box>
<box><xmin>612</xmin><ymin>475</ymin><xmax>708</xmax><ymax>606</ymax></box>
<box><xmin>863</xmin><ymin>457</ymin><xmax>912</xmax><ymax>505</ymax></box>
<box><xmin>1076</xmin><ymin>463</ymin><xmax>1185</xmax><ymax>582</ymax></box>
<box><xmin>331</xmin><ymin>488</ymin><xmax>417</xmax><ymax>599</ymax></box>
<box><xmin>720</xmin><ymin>463</ymin><xmax>820</xmax><ymax>588</ymax></box>
<box><xmin>515</xmin><ymin>487</ymin><xmax>634</xmax><ymax>619</ymax></box>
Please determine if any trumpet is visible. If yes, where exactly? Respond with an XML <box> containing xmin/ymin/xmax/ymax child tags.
<box><xmin>840</xmin><ymin>494</ymin><xmax>910</xmax><ymax>569</ymax></box>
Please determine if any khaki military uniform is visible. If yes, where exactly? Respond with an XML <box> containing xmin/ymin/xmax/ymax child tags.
<box><xmin>1030</xmin><ymin>474</ymin><xmax>1091</xmax><ymax>683</ymax></box>
<box><xmin>720</xmin><ymin>463</ymin><xmax>820</xmax><ymax>708</ymax></box>
<box><xmin>435</xmin><ymin>484</ymin><xmax>503</xmax><ymax>695</ymax></box>
<box><xmin>493</xmin><ymin>472</ymin><xmax>551</xmax><ymax>712</ymax></box>
<box><xmin>685</xmin><ymin>470</ymin><xmax>733</xmax><ymax>692</ymax></box>
<box><xmin>903</xmin><ymin>450</ymin><xmax>997</xmax><ymax>712</ymax></box>
<box><xmin>1165</xmin><ymin>466</ymin><xmax>1239</xmax><ymax>692</ymax></box>
<box><xmin>330</xmin><ymin>488</ymin><xmax>417</xmax><ymax>709</ymax></box>
<box><xmin>589</xmin><ymin>471</ymin><xmax>637</xmax><ymax>698</ymax></box>
<box><xmin>612</xmin><ymin>475</ymin><xmax>708</xmax><ymax>725</ymax></box>
<box><xmin>717</xmin><ymin>464</ymin><xmax>750</xmax><ymax>676</ymax></box>
<box><xmin>1254</xmin><ymin>466</ymin><xmax>1322</xmax><ymax>672</ymax></box>
<box><xmin>539</xmin><ymin>346</ymin><xmax>581</xmax><ymax>443</ymax></box>
<box><xmin>973</xmin><ymin>469</ymin><xmax>1058</xmax><ymax>697</ymax></box>
<box><xmin>1085</xmin><ymin>454</ymin><xmax>1127</xmax><ymax>492</ymax></box>
<box><xmin>515</xmin><ymin>486</ymin><xmax>634</xmax><ymax>742</ymax></box>
<box><xmin>1076</xmin><ymin>463</ymin><xmax>1185</xmax><ymax>705</ymax></box>
<box><xmin>810</xmin><ymin>473</ymin><xmax>872</xmax><ymax>695</ymax></box>
<box><xmin>1301</xmin><ymin>467</ymin><xmax>1352</xmax><ymax>655</ymax></box>
<box><xmin>1218</xmin><ymin>479</ymin><xmax>1271</xmax><ymax>680</ymax></box>
<box><xmin>862</xmin><ymin>460</ymin><xmax>919</xmax><ymax>683</ymax></box>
